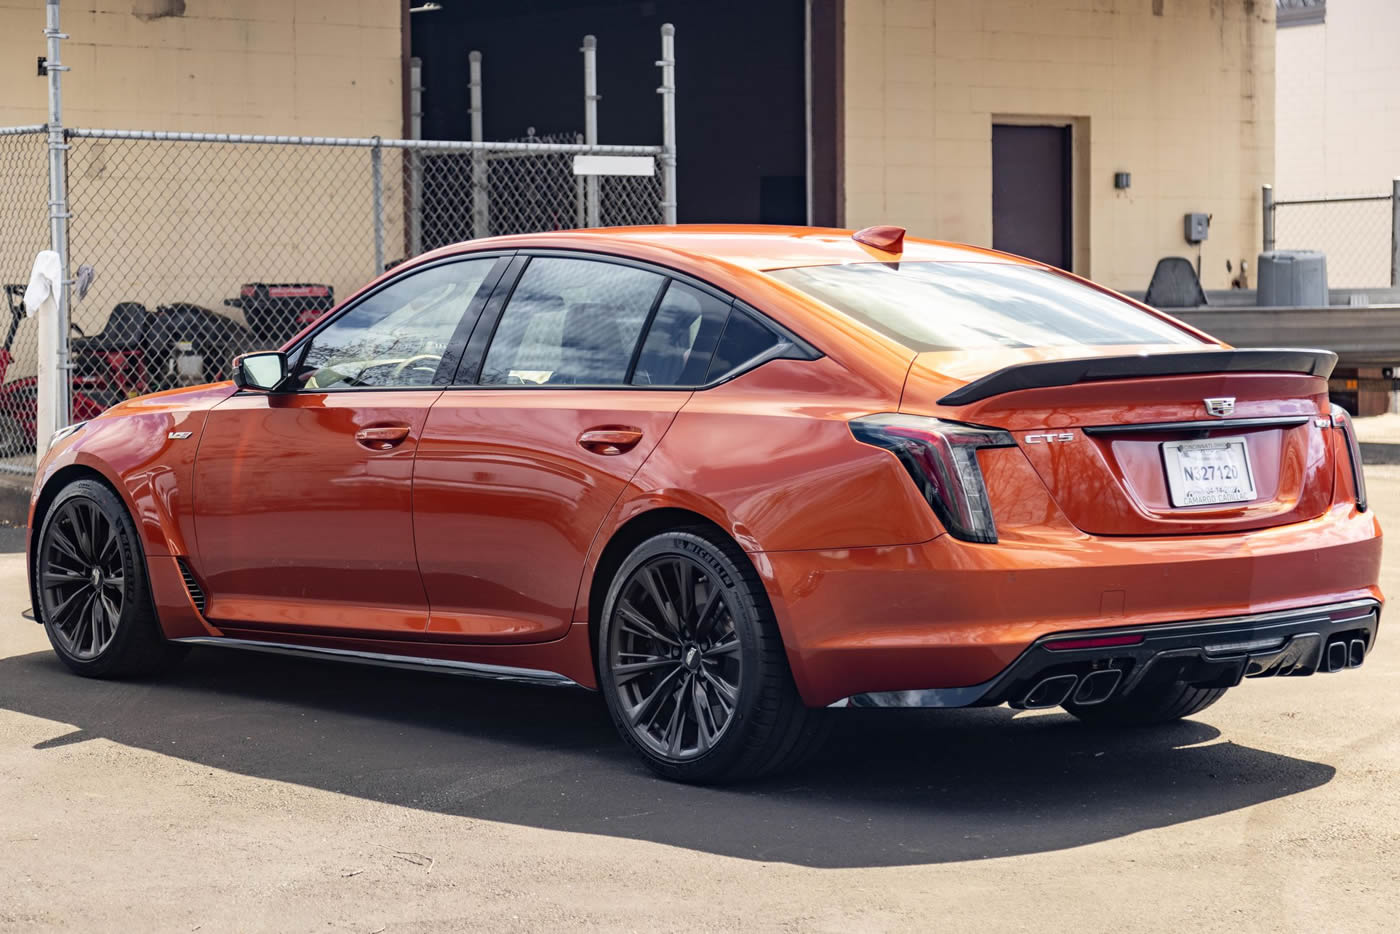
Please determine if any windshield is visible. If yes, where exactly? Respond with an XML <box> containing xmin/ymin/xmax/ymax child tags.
<box><xmin>768</xmin><ymin>262</ymin><xmax>1203</xmax><ymax>351</ymax></box>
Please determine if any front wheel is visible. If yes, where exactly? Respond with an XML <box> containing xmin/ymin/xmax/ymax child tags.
<box><xmin>33</xmin><ymin>478</ymin><xmax>187</xmax><ymax>678</ymax></box>
<box><xmin>597</xmin><ymin>527</ymin><xmax>827</xmax><ymax>784</ymax></box>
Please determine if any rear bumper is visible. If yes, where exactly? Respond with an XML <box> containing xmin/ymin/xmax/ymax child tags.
<box><xmin>829</xmin><ymin>598</ymin><xmax>1379</xmax><ymax>709</ymax></box>
<box><xmin>757</xmin><ymin>503</ymin><xmax>1383</xmax><ymax>707</ymax></box>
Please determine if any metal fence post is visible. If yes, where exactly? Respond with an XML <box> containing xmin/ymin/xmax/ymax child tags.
<box><xmin>370</xmin><ymin>137</ymin><xmax>384</xmax><ymax>276</ymax></box>
<box><xmin>1262</xmin><ymin>183</ymin><xmax>1274</xmax><ymax>254</ymax></box>
<box><xmin>657</xmin><ymin>24</ymin><xmax>677</xmax><ymax>225</ymax></box>
<box><xmin>469</xmin><ymin>51</ymin><xmax>489</xmax><ymax>239</ymax></box>
<box><xmin>1391</xmin><ymin>177</ymin><xmax>1400</xmax><ymax>287</ymax></box>
<box><xmin>574</xmin><ymin>132</ymin><xmax>587</xmax><ymax>228</ymax></box>
<box><xmin>40</xmin><ymin>0</ymin><xmax>72</xmax><ymax>457</ymax></box>
<box><xmin>408</xmin><ymin>56</ymin><xmax>424</xmax><ymax>257</ymax></box>
<box><xmin>582</xmin><ymin>36</ymin><xmax>600</xmax><ymax>227</ymax></box>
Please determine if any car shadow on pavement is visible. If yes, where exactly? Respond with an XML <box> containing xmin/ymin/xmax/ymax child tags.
<box><xmin>0</xmin><ymin>645</ymin><xmax>1335</xmax><ymax>868</ymax></box>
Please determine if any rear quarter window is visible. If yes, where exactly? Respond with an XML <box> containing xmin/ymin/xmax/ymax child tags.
<box><xmin>705</xmin><ymin>309</ymin><xmax>785</xmax><ymax>382</ymax></box>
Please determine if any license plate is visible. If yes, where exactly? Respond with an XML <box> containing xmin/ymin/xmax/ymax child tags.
<box><xmin>1161</xmin><ymin>437</ymin><xmax>1257</xmax><ymax>507</ymax></box>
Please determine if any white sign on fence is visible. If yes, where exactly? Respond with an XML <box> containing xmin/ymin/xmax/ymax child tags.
<box><xmin>572</xmin><ymin>155</ymin><xmax>655</xmax><ymax>177</ymax></box>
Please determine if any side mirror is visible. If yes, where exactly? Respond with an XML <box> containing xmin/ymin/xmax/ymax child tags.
<box><xmin>232</xmin><ymin>351</ymin><xmax>289</xmax><ymax>392</ymax></box>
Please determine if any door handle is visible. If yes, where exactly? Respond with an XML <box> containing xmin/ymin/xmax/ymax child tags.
<box><xmin>578</xmin><ymin>427</ymin><xmax>643</xmax><ymax>456</ymax></box>
<box><xmin>355</xmin><ymin>426</ymin><xmax>411</xmax><ymax>450</ymax></box>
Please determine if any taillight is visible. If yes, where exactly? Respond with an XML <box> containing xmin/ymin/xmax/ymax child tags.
<box><xmin>850</xmin><ymin>413</ymin><xmax>1015</xmax><ymax>543</ymax></box>
<box><xmin>1331</xmin><ymin>404</ymin><xmax>1368</xmax><ymax>512</ymax></box>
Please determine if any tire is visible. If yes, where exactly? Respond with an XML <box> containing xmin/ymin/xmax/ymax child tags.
<box><xmin>1064</xmin><ymin>680</ymin><xmax>1227</xmax><ymax>726</ymax></box>
<box><xmin>32</xmin><ymin>478</ymin><xmax>187</xmax><ymax>678</ymax></box>
<box><xmin>597</xmin><ymin>527</ymin><xmax>828</xmax><ymax>784</ymax></box>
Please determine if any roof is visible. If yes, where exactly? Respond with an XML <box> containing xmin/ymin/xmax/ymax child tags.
<box><xmin>444</xmin><ymin>225</ymin><xmax>1039</xmax><ymax>273</ymax></box>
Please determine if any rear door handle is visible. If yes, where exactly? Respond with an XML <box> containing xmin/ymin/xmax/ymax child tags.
<box><xmin>355</xmin><ymin>426</ymin><xmax>411</xmax><ymax>450</ymax></box>
<box><xmin>579</xmin><ymin>427</ymin><xmax>643</xmax><ymax>455</ymax></box>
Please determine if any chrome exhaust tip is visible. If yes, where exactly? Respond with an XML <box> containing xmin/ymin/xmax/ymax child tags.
<box><xmin>1348</xmin><ymin>638</ymin><xmax>1367</xmax><ymax>669</ymax></box>
<box><xmin>1070</xmin><ymin>668</ymin><xmax>1123</xmax><ymax>706</ymax></box>
<box><xmin>1021</xmin><ymin>673</ymin><xmax>1079</xmax><ymax>709</ymax></box>
<box><xmin>1325</xmin><ymin>640</ymin><xmax>1349</xmax><ymax>673</ymax></box>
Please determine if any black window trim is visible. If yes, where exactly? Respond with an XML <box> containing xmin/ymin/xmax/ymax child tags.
<box><xmin>248</xmin><ymin>250</ymin><xmax>518</xmax><ymax>396</ymax></box>
<box><xmin>442</xmin><ymin>247</ymin><xmax>823</xmax><ymax>393</ymax></box>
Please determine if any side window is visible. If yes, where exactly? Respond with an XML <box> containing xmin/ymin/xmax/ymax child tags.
<box><xmin>706</xmin><ymin>307</ymin><xmax>785</xmax><ymax>382</ymax></box>
<box><xmin>298</xmin><ymin>259</ymin><xmax>495</xmax><ymax>390</ymax></box>
<box><xmin>479</xmin><ymin>257</ymin><xmax>664</xmax><ymax>385</ymax></box>
<box><xmin>631</xmin><ymin>281</ymin><xmax>731</xmax><ymax>387</ymax></box>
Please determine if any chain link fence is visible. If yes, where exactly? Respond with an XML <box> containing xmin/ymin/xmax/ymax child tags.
<box><xmin>1268</xmin><ymin>190</ymin><xmax>1398</xmax><ymax>290</ymax></box>
<box><xmin>0</xmin><ymin>127</ymin><xmax>50</xmax><ymax>475</ymax></box>
<box><xmin>0</xmin><ymin>126</ymin><xmax>667</xmax><ymax>475</ymax></box>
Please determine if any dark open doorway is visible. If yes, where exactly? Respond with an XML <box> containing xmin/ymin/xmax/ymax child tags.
<box><xmin>992</xmin><ymin>124</ymin><xmax>1073</xmax><ymax>270</ymax></box>
<box><xmin>410</xmin><ymin>0</ymin><xmax>808</xmax><ymax>227</ymax></box>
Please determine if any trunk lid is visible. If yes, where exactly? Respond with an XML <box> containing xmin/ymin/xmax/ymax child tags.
<box><xmin>900</xmin><ymin>346</ymin><xmax>1337</xmax><ymax>536</ymax></box>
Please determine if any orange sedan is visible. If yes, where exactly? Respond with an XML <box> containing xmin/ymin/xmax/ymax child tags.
<box><xmin>26</xmin><ymin>225</ymin><xmax>1382</xmax><ymax>783</ymax></box>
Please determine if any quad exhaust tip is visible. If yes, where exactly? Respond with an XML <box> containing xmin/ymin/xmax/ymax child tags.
<box><xmin>1325</xmin><ymin>640</ymin><xmax>1350</xmax><ymax>673</ymax></box>
<box><xmin>1070</xmin><ymin>669</ymin><xmax>1123</xmax><ymax>707</ymax></box>
<box><xmin>1021</xmin><ymin>673</ymin><xmax>1079</xmax><ymax>709</ymax></box>
<box><xmin>1348</xmin><ymin>638</ymin><xmax>1367</xmax><ymax>669</ymax></box>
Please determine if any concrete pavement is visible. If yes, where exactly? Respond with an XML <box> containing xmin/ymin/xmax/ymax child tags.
<box><xmin>1</xmin><ymin>475</ymin><xmax>1398</xmax><ymax>931</ymax></box>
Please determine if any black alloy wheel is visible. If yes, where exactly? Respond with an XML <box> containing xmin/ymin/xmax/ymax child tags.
<box><xmin>40</xmin><ymin>495</ymin><xmax>126</xmax><ymax>659</ymax></box>
<box><xmin>607</xmin><ymin>554</ymin><xmax>744</xmax><ymax>760</ymax></box>
<box><xmin>598</xmin><ymin>527</ymin><xmax>828</xmax><ymax>783</ymax></box>
<box><xmin>35</xmin><ymin>478</ymin><xmax>186</xmax><ymax>677</ymax></box>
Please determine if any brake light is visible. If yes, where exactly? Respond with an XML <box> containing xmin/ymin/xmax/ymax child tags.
<box><xmin>850</xmin><ymin>413</ymin><xmax>1015</xmax><ymax>543</ymax></box>
<box><xmin>1331</xmin><ymin>403</ymin><xmax>1368</xmax><ymax>512</ymax></box>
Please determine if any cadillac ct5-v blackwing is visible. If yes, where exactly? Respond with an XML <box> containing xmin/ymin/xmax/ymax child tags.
<box><xmin>28</xmin><ymin>226</ymin><xmax>1382</xmax><ymax>783</ymax></box>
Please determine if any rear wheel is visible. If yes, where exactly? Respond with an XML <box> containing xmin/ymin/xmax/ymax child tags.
<box><xmin>1064</xmin><ymin>680</ymin><xmax>1227</xmax><ymax>726</ymax></box>
<box><xmin>597</xmin><ymin>527</ymin><xmax>827</xmax><ymax>784</ymax></box>
<box><xmin>33</xmin><ymin>478</ymin><xmax>186</xmax><ymax>678</ymax></box>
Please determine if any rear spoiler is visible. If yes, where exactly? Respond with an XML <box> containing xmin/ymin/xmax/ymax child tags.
<box><xmin>937</xmin><ymin>348</ymin><xmax>1339</xmax><ymax>406</ymax></box>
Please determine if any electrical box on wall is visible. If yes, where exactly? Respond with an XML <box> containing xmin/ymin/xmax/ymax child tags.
<box><xmin>1184</xmin><ymin>212</ymin><xmax>1210</xmax><ymax>244</ymax></box>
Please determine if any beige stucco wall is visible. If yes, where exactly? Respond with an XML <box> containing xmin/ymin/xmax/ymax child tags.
<box><xmin>0</xmin><ymin>0</ymin><xmax>401</xmax><ymax>134</ymax></box>
<box><xmin>843</xmin><ymin>0</ymin><xmax>1275</xmax><ymax>292</ymax></box>
<box><xmin>1276</xmin><ymin>0</ymin><xmax>1398</xmax><ymax>287</ymax></box>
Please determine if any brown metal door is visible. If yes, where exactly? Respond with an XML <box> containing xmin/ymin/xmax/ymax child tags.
<box><xmin>992</xmin><ymin>124</ymin><xmax>1072</xmax><ymax>270</ymax></box>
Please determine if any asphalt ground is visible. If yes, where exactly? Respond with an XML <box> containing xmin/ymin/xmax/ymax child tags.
<box><xmin>1</xmin><ymin>472</ymin><xmax>1398</xmax><ymax>932</ymax></box>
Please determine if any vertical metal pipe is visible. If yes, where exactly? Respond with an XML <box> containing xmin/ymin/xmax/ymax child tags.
<box><xmin>40</xmin><ymin>0</ymin><xmax>71</xmax><ymax>455</ymax></box>
<box><xmin>370</xmin><ymin>139</ymin><xmax>384</xmax><ymax>275</ymax></box>
<box><xmin>582</xmin><ymin>35</ymin><xmax>600</xmax><ymax>227</ymax></box>
<box><xmin>574</xmin><ymin>132</ymin><xmax>587</xmax><ymax>228</ymax></box>
<box><xmin>1391</xmin><ymin>177</ymin><xmax>1400</xmax><ymax>287</ymax></box>
<box><xmin>658</xmin><ymin>24</ymin><xmax>677</xmax><ymax>225</ymax></box>
<box><xmin>408</xmin><ymin>56</ymin><xmax>423</xmax><ymax>257</ymax></box>
<box><xmin>803</xmin><ymin>0</ymin><xmax>813</xmax><ymax>226</ymax></box>
<box><xmin>469</xmin><ymin>50</ymin><xmax>488</xmax><ymax>239</ymax></box>
<box><xmin>1262</xmin><ymin>183</ymin><xmax>1275</xmax><ymax>254</ymax></box>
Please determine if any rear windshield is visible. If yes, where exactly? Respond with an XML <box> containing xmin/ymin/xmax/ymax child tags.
<box><xmin>768</xmin><ymin>261</ymin><xmax>1202</xmax><ymax>351</ymax></box>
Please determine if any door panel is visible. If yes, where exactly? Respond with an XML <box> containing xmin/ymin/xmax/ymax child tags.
<box><xmin>992</xmin><ymin>123</ymin><xmax>1072</xmax><ymax>270</ymax></box>
<box><xmin>414</xmin><ymin>390</ymin><xmax>688</xmax><ymax>642</ymax></box>
<box><xmin>194</xmin><ymin>391</ymin><xmax>439</xmax><ymax>633</ymax></box>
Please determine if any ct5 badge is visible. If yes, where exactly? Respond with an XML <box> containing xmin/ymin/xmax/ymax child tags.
<box><xmin>1025</xmin><ymin>432</ymin><xmax>1075</xmax><ymax>443</ymax></box>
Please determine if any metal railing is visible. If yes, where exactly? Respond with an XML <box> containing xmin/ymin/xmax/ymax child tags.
<box><xmin>1263</xmin><ymin>180</ymin><xmax>1400</xmax><ymax>288</ymax></box>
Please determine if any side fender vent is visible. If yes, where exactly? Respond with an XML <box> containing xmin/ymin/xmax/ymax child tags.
<box><xmin>176</xmin><ymin>557</ymin><xmax>206</xmax><ymax>615</ymax></box>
